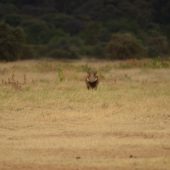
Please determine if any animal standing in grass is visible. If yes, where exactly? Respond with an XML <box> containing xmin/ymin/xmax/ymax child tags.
<box><xmin>85</xmin><ymin>72</ymin><xmax>99</xmax><ymax>90</ymax></box>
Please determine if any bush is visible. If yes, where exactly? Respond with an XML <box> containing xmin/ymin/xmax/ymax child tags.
<box><xmin>21</xmin><ymin>44</ymin><xmax>36</xmax><ymax>59</ymax></box>
<box><xmin>42</xmin><ymin>14</ymin><xmax>84</xmax><ymax>35</ymax></box>
<box><xmin>4</xmin><ymin>14</ymin><xmax>24</xmax><ymax>27</ymax></box>
<box><xmin>0</xmin><ymin>23</ymin><xmax>27</xmax><ymax>61</ymax></box>
<box><xmin>105</xmin><ymin>18</ymin><xmax>139</xmax><ymax>34</ymax></box>
<box><xmin>79</xmin><ymin>44</ymin><xmax>105</xmax><ymax>58</ymax></box>
<box><xmin>144</xmin><ymin>31</ymin><xmax>169</xmax><ymax>57</ymax></box>
<box><xmin>106</xmin><ymin>33</ymin><xmax>145</xmax><ymax>59</ymax></box>
<box><xmin>48</xmin><ymin>49</ymin><xmax>78</xmax><ymax>59</ymax></box>
<box><xmin>0</xmin><ymin>3</ymin><xmax>17</xmax><ymax>17</ymax></box>
<box><xmin>47</xmin><ymin>35</ymin><xmax>84</xmax><ymax>59</ymax></box>
<box><xmin>22</xmin><ymin>19</ymin><xmax>53</xmax><ymax>44</ymax></box>
<box><xmin>80</xmin><ymin>22</ymin><xmax>106</xmax><ymax>45</ymax></box>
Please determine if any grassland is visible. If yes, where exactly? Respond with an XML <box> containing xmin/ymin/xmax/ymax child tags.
<box><xmin>0</xmin><ymin>59</ymin><xmax>170</xmax><ymax>170</ymax></box>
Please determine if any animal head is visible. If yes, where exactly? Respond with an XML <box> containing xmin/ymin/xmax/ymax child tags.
<box><xmin>85</xmin><ymin>71</ymin><xmax>99</xmax><ymax>90</ymax></box>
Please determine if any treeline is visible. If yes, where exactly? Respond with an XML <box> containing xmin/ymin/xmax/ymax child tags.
<box><xmin>0</xmin><ymin>0</ymin><xmax>170</xmax><ymax>61</ymax></box>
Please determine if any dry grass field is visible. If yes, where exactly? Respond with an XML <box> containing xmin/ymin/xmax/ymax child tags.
<box><xmin>0</xmin><ymin>59</ymin><xmax>170</xmax><ymax>170</ymax></box>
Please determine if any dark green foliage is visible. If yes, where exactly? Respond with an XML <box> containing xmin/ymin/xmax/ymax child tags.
<box><xmin>80</xmin><ymin>22</ymin><xmax>107</xmax><ymax>45</ymax></box>
<box><xmin>42</xmin><ymin>14</ymin><xmax>84</xmax><ymax>35</ymax></box>
<box><xmin>153</xmin><ymin>0</ymin><xmax>170</xmax><ymax>24</ymax></box>
<box><xmin>21</xmin><ymin>44</ymin><xmax>36</xmax><ymax>59</ymax></box>
<box><xmin>48</xmin><ymin>49</ymin><xmax>78</xmax><ymax>59</ymax></box>
<box><xmin>80</xmin><ymin>44</ymin><xmax>105</xmax><ymax>58</ymax></box>
<box><xmin>106</xmin><ymin>33</ymin><xmax>145</xmax><ymax>59</ymax></box>
<box><xmin>0</xmin><ymin>3</ymin><xmax>17</xmax><ymax>18</ymax></box>
<box><xmin>47</xmin><ymin>36</ymin><xmax>81</xmax><ymax>59</ymax></box>
<box><xmin>44</xmin><ymin>35</ymin><xmax>83</xmax><ymax>59</ymax></box>
<box><xmin>145</xmin><ymin>32</ymin><xmax>169</xmax><ymax>57</ymax></box>
<box><xmin>0</xmin><ymin>23</ymin><xmax>29</xmax><ymax>61</ymax></box>
<box><xmin>22</xmin><ymin>19</ymin><xmax>52</xmax><ymax>44</ymax></box>
<box><xmin>4</xmin><ymin>14</ymin><xmax>24</xmax><ymax>27</ymax></box>
<box><xmin>0</xmin><ymin>0</ymin><xmax>170</xmax><ymax>60</ymax></box>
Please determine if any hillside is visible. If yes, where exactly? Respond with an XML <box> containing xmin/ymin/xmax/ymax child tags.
<box><xmin>0</xmin><ymin>0</ymin><xmax>170</xmax><ymax>60</ymax></box>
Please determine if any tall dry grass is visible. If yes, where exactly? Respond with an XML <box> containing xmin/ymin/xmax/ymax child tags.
<box><xmin>0</xmin><ymin>59</ymin><xmax>170</xmax><ymax>170</ymax></box>
<box><xmin>0</xmin><ymin>59</ymin><xmax>170</xmax><ymax>123</ymax></box>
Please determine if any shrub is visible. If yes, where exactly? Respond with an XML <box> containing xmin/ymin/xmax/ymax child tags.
<box><xmin>79</xmin><ymin>44</ymin><xmax>105</xmax><ymax>58</ymax></box>
<box><xmin>80</xmin><ymin>22</ymin><xmax>106</xmax><ymax>45</ymax></box>
<box><xmin>4</xmin><ymin>14</ymin><xmax>24</xmax><ymax>27</ymax></box>
<box><xmin>0</xmin><ymin>23</ymin><xmax>27</xmax><ymax>61</ymax></box>
<box><xmin>48</xmin><ymin>49</ymin><xmax>78</xmax><ymax>59</ymax></box>
<box><xmin>42</xmin><ymin>14</ymin><xmax>84</xmax><ymax>35</ymax></box>
<box><xmin>106</xmin><ymin>33</ymin><xmax>145</xmax><ymax>59</ymax></box>
<box><xmin>0</xmin><ymin>3</ymin><xmax>17</xmax><ymax>17</ymax></box>
<box><xmin>22</xmin><ymin>19</ymin><xmax>52</xmax><ymax>44</ymax></box>
<box><xmin>21</xmin><ymin>44</ymin><xmax>36</xmax><ymax>59</ymax></box>
<box><xmin>47</xmin><ymin>36</ymin><xmax>83</xmax><ymax>59</ymax></box>
<box><xmin>145</xmin><ymin>32</ymin><xmax>169</xmax><ymax>57</ymax></box>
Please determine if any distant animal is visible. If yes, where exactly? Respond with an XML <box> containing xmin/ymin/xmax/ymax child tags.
<box><xmin>85</xmin><ymin>72</ymin><xmax>99</xmax><ymax>90</ymax></box>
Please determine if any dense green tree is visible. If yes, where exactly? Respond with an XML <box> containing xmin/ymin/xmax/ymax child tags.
<box><xmin>80</xmin><ymin>22</ymin><xmax>105</xmax><ymax>45</ymax></box>
<box><xmin>42</xmin><ymin>14</ymin><xmax>84</xmax><ymax>35</ymax></box>
<box><xmin>4</xmin><ymin>14</ymin><xmax>24</xmax><ymax>27</ymax></box>
<box><xmin>0</xmin><ymin>0</ymin><xmax>170</xmax><ymax>60</ymax></box>
<box><xmin>22</xmin><ymin>19</ymin><xmax>53</xmax><ymax>44</ymax></box>
<box><xmin>144</xmin><ymin>31</ymin><xmax>169</xmax><ymax>57</ymax></box>
<box><xmin>0</xmin><ymin>23</ymin><xmax>26</xmax><ymax>61</ymax></box>
<box><xmin>153</xmin><ymin>0</ymin><xmax>170</xmax><ymax>24</ymax></box>
<box><xmin>106</xmin><ymin>33</ymin><xmax>145</xmax><ymax>59</ymax></box>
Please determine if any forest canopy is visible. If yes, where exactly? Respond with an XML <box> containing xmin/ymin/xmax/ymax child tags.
<box><xmin>0</xmin><ymin>0</ymin><xmax>170</xmax><ymax>60</ymax></box>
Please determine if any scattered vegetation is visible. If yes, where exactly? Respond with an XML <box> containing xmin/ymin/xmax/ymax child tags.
<box><xmin>57</xmin><ymin>68</ymin><xmax>65</xmax><ymax>82</ymax></box>
<box><xmin>115</xmin><ymin>58</ymin><xmax>170</xmax><ymax>69</ymax></box>
<box><xmin>1</xmin><ymin>73</ymin><xmax>27</xmax><ymax>90</ymax></box>
<box><xmin>1</xmin><ymin>59</ymin><xmax>170</xmax><ymax>92</ymax></box>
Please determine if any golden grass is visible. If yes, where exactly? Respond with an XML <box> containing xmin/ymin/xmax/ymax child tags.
<box><xmin>0</xmin><ymin>59</ymin><xmax>170</xmax><ymax>170</ymax></box>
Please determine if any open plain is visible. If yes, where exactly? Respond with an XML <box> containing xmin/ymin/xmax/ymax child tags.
<box><xmin>0</xmin><ymin>59</ymin><xmax>170</xmax><ymax>170</ymax></box>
